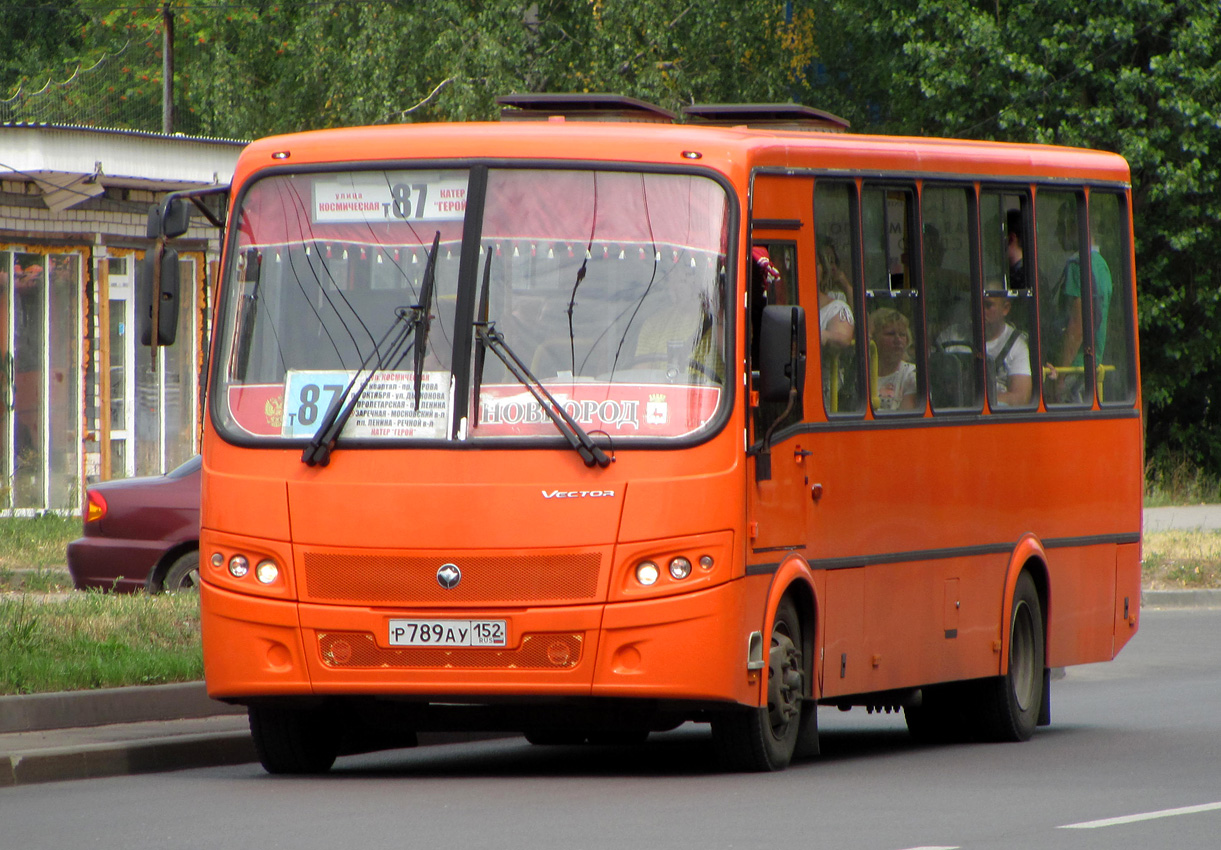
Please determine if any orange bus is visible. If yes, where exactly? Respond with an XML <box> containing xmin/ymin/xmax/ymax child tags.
<box><xmin>148</xmin><ymin>95</ymin><xmax>1141</xmax><ymax>773</ymax></box>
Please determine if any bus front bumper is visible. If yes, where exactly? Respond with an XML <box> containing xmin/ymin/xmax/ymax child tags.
<box><xmin>201</xmin><ymin>576</ymin><xmax>768</xmax><ymax>708</ymax></box>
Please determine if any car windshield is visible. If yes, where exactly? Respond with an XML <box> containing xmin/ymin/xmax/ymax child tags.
<box><xmin>212</xmin><ymin>167</ymin><xmax>731</xmax><ymax>448</ymax></box>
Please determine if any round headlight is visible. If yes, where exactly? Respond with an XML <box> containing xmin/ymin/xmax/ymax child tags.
<box><xmin>228</xmin><ymin>555</ymin><xmax>249</xmax><ymax>578</ymax></box>
<box><xmin>210</xmin><ymin>552</ymin><xmax>224</xmax><ymax>569</ymax></box>
<box><xmin>636</xmin><ymin>561</ymin><xmax>660</xmax><ymax>586</ymax></box>
<box><xmin>699</xmin><ymin>555</ymin><xmax>715</xmax><ymax>571</ymax></box>
<box><xmin>669</xmin><ymin>557</ymin><xmax>692</xmax><ymax>580</ymax></box>
<box><xmin>255</xmin><ymin>560</ymin><xmax>279</xmax><ymax>585</ymax></box>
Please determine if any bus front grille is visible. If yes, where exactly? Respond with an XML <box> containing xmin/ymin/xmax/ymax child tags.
<box><xmin>301</xmin><ymin>551</ymin><xmax>602</xmax><ymax>604</ymax></box>
<box><xmin>317</xmin><ymin>631</ymin><xmax>584</xmax><ymax>669</ymax></box>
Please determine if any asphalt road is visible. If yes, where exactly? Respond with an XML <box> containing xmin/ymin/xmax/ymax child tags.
<box><xmin>3</xmin><ymin>606</ymin><xmax>1219</xmax><ymax>849</ymax></box>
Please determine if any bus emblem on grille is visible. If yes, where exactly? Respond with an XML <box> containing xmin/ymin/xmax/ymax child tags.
<box><xmin>437</xmin><ymin>563</ymin><xmax>461</xmax><ymax>589</ymax></box>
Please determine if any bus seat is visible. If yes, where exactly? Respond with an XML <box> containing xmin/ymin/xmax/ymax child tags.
<box><xmin>928</xmin><ymin>342</ymin><xmax>974</xmax><ymax>409</ymax></box>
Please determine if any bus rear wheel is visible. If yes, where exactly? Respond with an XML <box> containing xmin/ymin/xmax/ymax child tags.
<box><xmin>978</xmin><ymin>571</ymin><xmax>1045</xmax><ymax>742</ymax></box>
<box><xmin>712</xmin><ymin>598</ymin><xmax>804</xmax><ymax>772</ymax></box>
<box><xmin>248</xmin><ymin>704</ymin><xmax>339</xmax><ymax>774</ymax></box>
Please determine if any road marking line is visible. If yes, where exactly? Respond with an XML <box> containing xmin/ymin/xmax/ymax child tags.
<box><xmin>896</xmin><ymin>846</ymin><xmax>959</xmax><ymax>850</ymax></box>
<box><xmin>1060</xmin><ymin>801</ymin><xmax>1221</xmax><ymax>829</ymax></box>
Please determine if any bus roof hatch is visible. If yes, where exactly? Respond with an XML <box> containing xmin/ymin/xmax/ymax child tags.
<box><xmin>682</xmin><ymin>103</ymin><xmax>850</xmax><ymax>132</ymax></box>
<box><xmin>497</xmin><ymin>93</ymin><xmax>678</xmax><ymax>124</ymax></box>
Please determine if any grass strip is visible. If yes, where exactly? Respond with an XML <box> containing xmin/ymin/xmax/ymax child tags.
<box><xmin>0</xmin><ymin>591</ymin><xmax>202</xmax><ymax>695</ymax></box>
<box><xmin>1141</xmin><ymin>529</ymin><xmax>1221</xmax><ymax>590</ymax></box>
<box><xmin>0</xmin><ymin>514</ymin><xmax>79</xmax><ymax>571</ymax></box>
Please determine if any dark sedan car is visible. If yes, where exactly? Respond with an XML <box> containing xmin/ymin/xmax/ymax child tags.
<box><xmin>67</xmin><ymin>455</ymin><xmax>201</xmax><ymax>593</ymax></box>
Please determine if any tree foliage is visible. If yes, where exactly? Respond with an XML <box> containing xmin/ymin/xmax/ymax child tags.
<box><xmin>37</xmin><ymin>1</ymin><xmax>818</xmax><ymax>134</ymax></box>
<box><xmin>809</xmin><ymin>0</ymin><xmax>1221</xmax><ymax>469</ymax></box>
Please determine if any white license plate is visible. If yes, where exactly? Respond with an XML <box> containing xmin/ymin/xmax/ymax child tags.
<box><xmin>388</xmin><ymin>619</ymin><xmax>507</xmax><ymax>647</ymax></box>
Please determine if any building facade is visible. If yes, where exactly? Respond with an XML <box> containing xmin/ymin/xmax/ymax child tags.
<box><xmin>0</xmin><ymin>124</ymin><xmax>244</xmax><ymax>514</ymax></box>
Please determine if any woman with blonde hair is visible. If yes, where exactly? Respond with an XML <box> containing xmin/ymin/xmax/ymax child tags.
<box><xmin>869</xmin><ymin>307</ymin><xmax>918</xmax><ymax>411</ymax></box>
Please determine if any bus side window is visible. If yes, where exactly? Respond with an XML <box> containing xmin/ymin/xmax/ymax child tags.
<box><xmin>814</xmin><ymin>182</ymin><xmax>862</xmax><ymax>415</ymax></box>
<box><xmin>1037</xmin><ymin>190</ymin><xmax>1103</xmax><ymax>407</ymax></box>
<box><xmin>981</xmin><ymin>191</ymin><xmax>1037</xmax><ymax>410</ymax></box>
<box><xmin>923</xmin><ymin>185</ymin><xmax>980</xmax><ymax>412</ymax></box>
<box><xmin>863</xmin><ymin>186</ymin><xmax>922</xmax><ymax>414</ymax></box>
<box><xmin>1090</xmin><ymin>191</ymin><xmax>1136</xmax><ymax>406</ymax></box>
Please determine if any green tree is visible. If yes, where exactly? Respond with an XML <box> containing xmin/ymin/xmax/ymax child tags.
<box><xmin>29</xmin><ymin>1</ymin><xmax>820</xmax><ymax>134</ymax></box>
<box><xmin>810</xmin><ymin>0</ymin><xmax>1221</xmax><ymax>471</ymax></box>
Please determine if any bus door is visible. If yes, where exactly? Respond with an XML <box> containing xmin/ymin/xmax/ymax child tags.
<box><xmin>746</xmin><ymin>175</ymin><xmax>815</xmax><ymax>557</ymax></box>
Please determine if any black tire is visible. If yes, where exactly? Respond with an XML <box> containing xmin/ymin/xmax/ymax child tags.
<box><xmin>793</xmin><ymin>699</ymin><xmax>820</xmax><ymax>759</ymax></box>
<box><xmin>977</xmin><ymin>571</ymin><xmax>1045</xmax><ymax>742</ymax></box>
<box><xmin>712</xmin><ymin>598</ymin><xmax>804</xmax><ymax>772</ymax></box>
<box><xmin>162</xmin><ymin>552</ymin><xmax>200</xmax><ymax>593</ymax></box>
<box><xmin>248</xmin><ymin>705</ymin><xmax>339</xmax><ymax>774</ymax></box>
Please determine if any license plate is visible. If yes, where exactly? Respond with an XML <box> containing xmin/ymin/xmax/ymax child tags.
<box><xmin>388</xmin><ymin>619</ymin><xmax>507</xmax><ymax>647</ymax></box>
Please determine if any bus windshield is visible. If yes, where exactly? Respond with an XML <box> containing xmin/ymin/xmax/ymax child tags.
<box><xmin>213</xmin><ymin>167</ymin><xmax>731</xmax><ymax>447</ymax></box>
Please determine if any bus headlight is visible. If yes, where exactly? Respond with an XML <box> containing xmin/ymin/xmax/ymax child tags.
<box><xmin>228</xmin><ymin>555</ymin><xmax>249</xmax><ymax>578</ymax></box>
<box><xmin>669</xmin><ymin>557</ymin><xmax>692</xmax><ymax>580</ymax></box>
<box><xmin>255</xmin><ymin>560</ymin><xmax>280</xmax><ymax>585</ymax></box>
<box><xmin>636</xmin><ymin>561</ymin><xmax>660</xmax><ymax>586</ymax></box>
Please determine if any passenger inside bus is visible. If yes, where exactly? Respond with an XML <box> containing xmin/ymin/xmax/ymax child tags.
<box><xmin>869</xmin><ymin>307</ymin><xmax>918</xmax><ymax>411</ymax></box>
<box><xmin>816</xmin><ymin>238</ymin><xmax>855</xmax><ymax>411</ymax></box>
<box><xmin>983</xmin><ymin>295</ymin><xmax>1032</xmax><ymax>407</ymax></box>
<box><xmin>1042</xmin><ymin>203</ymin><xmax>1113</xmax><ymax>403</ymax></box>
<box><xmin>1006</xmin><ymin>209</ymin><xmax>1029</xmax><ymax>289</ymax></box>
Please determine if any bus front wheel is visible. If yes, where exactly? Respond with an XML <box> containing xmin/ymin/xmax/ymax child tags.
<box><xmin>712</xmin><ymin>598</ymin><xmax>804</xmax><ymax>772</ymax></box>
<box><xmin>248</xmin><ymin>704</ymin><xmax>339</xmax><ymax>774</ymax></box>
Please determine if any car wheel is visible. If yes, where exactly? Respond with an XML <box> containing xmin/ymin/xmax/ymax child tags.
<box><xmin>162</xmin><ymin>552</ymin><xmax>200</xmax><ymax>593</ymax></box>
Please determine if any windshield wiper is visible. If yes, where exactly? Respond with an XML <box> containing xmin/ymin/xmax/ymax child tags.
<box><xmin>411</xmin><ymin>230</ymin><xmax>441</xmax><ymax>411</ymax></box>
<box><xmin>473</xmin><ymin>264</ymin><xmax>610</xmax><ymax>469</ymax></box>
<box><xmin>301</xmin><ymin>307</ymin><xmax>417</xmax><ymax>467</ymax></box>
<box><xmin>301</xmin><ymin>231</ymin><xmax>441</xmax><ymax>467</ymax></box>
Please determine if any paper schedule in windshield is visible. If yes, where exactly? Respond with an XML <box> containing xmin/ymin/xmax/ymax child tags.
<box><xmin>281</xmin><ymin>370</ymin><xmax>452</xmax><ymax>440</ymax></box>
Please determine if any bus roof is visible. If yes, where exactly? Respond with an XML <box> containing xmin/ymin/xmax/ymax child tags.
<box><xmin>236</xmin><ymin>119</ymin><xmax>1131</xmax><ymax>188</ymax></box>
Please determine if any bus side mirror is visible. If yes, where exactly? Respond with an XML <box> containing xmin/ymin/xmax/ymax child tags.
<box><xmin>146</xmin><ymin>197</ymin><xmax>191</xmax><ymax>239</ymax></box>
<box><xmin>757</xmin><ymin>304</ymin><xmax>806</xmax><ymax>404</ymax></box>
<box><xmin>137</xmin><ymin>247</ymin><xmax>180</xmax><ymax>346</ymax></box>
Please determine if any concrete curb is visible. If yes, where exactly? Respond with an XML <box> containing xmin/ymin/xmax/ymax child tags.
<box><xmin>2</xmin><ymin>723</ymin><xmax>256</xmax><ymax>787</ymax></box>
<box><xmin>0</xmin><ymin>681</ymin><xmax>242</xmax><ymax>735</ymax></box>
<box><xmin>1141</xmin><ymin>589</ymin><xmax>1221</xmax><ymax>609</ymax></box>
<box><xmin>0</xmin><ymin>682</ymin><xmax>514</xmax><ymax>787</ymax></box>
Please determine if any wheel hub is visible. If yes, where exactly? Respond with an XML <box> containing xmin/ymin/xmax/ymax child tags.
<box><xmin>768</xmin><ymin>633</ymin><xmax>803</xmax><ymax>730</ymax></box>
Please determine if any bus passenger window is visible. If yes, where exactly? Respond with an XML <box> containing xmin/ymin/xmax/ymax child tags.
<box><xmin>1090</xmin><ymin>192</ymin><xmax>1136</xmax><ymax>406</ymax></box>
<box><xmin>814</xmin><ymin>182</ymin><xmax>862</xmax><ymax>415</ymax></box>
<box><xmin>863</xmin><ymin>186</ymin><xmax>922</xmax><ymax>414</ymax></box>
<box><xmin>981</xmin><ymin>191</ymin><xmax>1037</xmax><ymax>410</ymax></box>
<box><xmin>1037</xmin><ymin>191</ymin><xmax>1110</xmax><ymax>407</ymax></box>
<box><xmin>923</xmin><ymin>186</ymin><xmax>979</xmax><ymax>411</ymax></box>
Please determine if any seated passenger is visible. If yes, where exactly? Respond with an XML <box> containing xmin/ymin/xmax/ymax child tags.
<box><xmin>870</xmin><ymin>307</ymin><xmax>918</xmax><ymax>411</ymax></box>
<box><xmin>984</xmin><ymin>295</ymin><xmax>1032</xmax><ymax>407</ymax></box>
<box><xmin>817</xmin><ymin>240</ymin><xmax>854</xmax><ymax>349</ymax></box>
